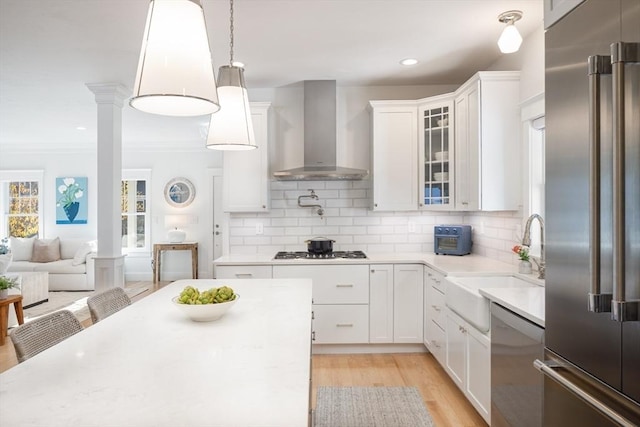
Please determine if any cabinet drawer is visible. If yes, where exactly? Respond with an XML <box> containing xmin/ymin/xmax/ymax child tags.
<box><xmin>214</xmin><ymin>265</ymin><xmax>273</xmax><ymax>279</ymax></box>
<box><xmin>312</xmin><ymin>304</ymin><xmax>369</xmax><ymax>344</ymax></box>
<box><xmin>427</xmin><ymin>284</ymin><xmax>445</xmax><ymax>328</ymax></box>
<box><xmin>273</xmin><ymin>265</ymin><xmax>369</xmax><ymax>304</ymax></box>
<box><xmin>426</xmin><ymin>319</ymin><xmax>446</xmax><ymax>366</ymax></box>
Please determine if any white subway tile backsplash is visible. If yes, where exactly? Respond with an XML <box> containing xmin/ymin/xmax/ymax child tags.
<box><xmin>353</xmin><ymin>235</ymin><xmax>381</xmax><ymax>244</ymax></box>
<box><xmin>326</xmin><ymin>199</ymin><xmax>353</xmax><ymax>208</ymax></box>
<box><xmin>271</xmin><ymin>217</ymin><xmax>298</xmax><ymax>227</ymax></box>
<box><xmin>339</xmin><ymin>226</ymin><xmax>368</xmax><ymax>235</ymax></box>
<box><xmin>227</xmin><ymin>181</ymin><xmax>525</xmax><ymax>266</ymax></box>
<box><xmin>367</xmin><ymin>225</ymin><xmax>395</xmax><ymax>234</ymax></box>
<box><xmin>311</xmin><ymin>226</ymin><xmax>340</xmax><ymax>235</ymax></box>
<box><xmin>271</xmin><ymin>236</ymin><xmax>299</xmax><ymax>245</ymax></box>
<box><xmin>340</xmin><ymin>189</ymin><xmax>367</xmax><ymax>199</ymax></box>
<box><xmin>270</xmin><ymin>181</ymin><xmax>298</xmax><ymax>191</ymax></box>
<box><xmin>325</xmin><ymin>181</ymin><xmax>352</xmax><ymax>190</ymax></box>
<box><xmin>326</xmin><ymin>217</ymin><xmax>353</xmax><ymax>226</ymax></box>
<box><xmin>353</xmin><ymin>216</ymin><xmax>381</xmax><ymax>225</ymax></box>
<box><xmin>381</xmin><ymin>234</ymin><xmax>408</xmax><ymax>244</ymax></box>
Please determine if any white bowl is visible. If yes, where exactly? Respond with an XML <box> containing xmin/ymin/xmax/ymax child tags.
<box><xmin>434</xmin><ymin>172</ymin><xmax>449</xmax><ymax>181</ymax></box>
<box><xmin>172</xmin><ymin>295</ymin><xmax>239</xmax><ymax>322</ymax></box>
<box><xmin>434</xmin><ymin>151</ymin><xmax>448</xmax><ymax>161</ymax></box>
<box><xmin>436</xmin><ymin>118</ymin><xmax>448</xmax><ymax>127</ymax></box>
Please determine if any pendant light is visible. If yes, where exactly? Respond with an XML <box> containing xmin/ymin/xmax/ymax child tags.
<box><xmin>130</xmin><ymin>0</ymin><xmax>220</xmax><ymax>117</ymax></box>
<box><xmin>206</xmin><ymin>0</ymin><xmax>256</xmax><ymax>151</ymax></box>
<box><xmin>497</xmin><ymin>10</ymin><xmax>523</xmax><ymax>54</ymax></box>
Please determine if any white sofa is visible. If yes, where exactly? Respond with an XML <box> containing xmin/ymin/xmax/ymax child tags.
<box><xmin>7</xmin><ymin>238</ymin><xmax>96</xmax><ymax>291</ymax></box>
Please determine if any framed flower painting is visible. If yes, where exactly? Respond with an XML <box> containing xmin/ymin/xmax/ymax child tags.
<box><xmin>56</xmin><ymin>177</ymin><xmax>88</xmax><ymax>224</ymax></box>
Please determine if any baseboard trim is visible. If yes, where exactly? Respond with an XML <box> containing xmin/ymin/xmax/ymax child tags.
<box><xmin>312</xmin><ymin>343</ymin><xmax>428</xmax><ymax>355</ymax></box>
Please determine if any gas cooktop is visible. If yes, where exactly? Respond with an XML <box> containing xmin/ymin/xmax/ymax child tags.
<box><xmin>274</xmin><ymin>251</ymin><xmax>367</xmax><ymax>260</ymax></box>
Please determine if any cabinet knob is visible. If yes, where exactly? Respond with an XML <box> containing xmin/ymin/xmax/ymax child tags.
<box><xmin>374</xmin><ymin>203</ymin><xmax>378</xmax><ymax>207</ymax></box>
<box><xmin>371</xmin><ymin>269</ymin><xmax>375</xmax><ymax>273</ymax></box>
<box><xmin>262</xmin><ymin>205</ymin><xmax>266</xmax><ymax>209</ymax></box>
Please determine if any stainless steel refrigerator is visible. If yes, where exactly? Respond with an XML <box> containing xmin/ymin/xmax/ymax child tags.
<box><xmin>538</xmin><ymin>0</ymin><xmax>640</xmax><ymax>425</ymax></box>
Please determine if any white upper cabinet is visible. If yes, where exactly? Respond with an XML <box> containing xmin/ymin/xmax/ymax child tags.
<box><xmin>454</xmin><ymin>72</ymin><xmax>521</xmax><ymax>211</ymax></box>
<box><xmin>418</xmin><ymin>95</ymin><xmax>455</xmax><ymax>210</ymax></box>
<box><xmin>223</xmin><ymin>102</ymin><xmax>271</xmax><ymax>212</ymax></box>
<box><xmin>368</xmin><ymin>101</ymin><xmax>418</xmax><ymax>211</ymax></box>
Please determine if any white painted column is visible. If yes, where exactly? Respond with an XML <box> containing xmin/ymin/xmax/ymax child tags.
<box><xmin>86</xmin><ymin>83</ymin><xmax>129</xmax><ymax>291</ymax></box>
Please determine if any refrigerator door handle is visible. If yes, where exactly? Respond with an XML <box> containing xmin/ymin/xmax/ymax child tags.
<box><xmin>610</xmin><ymin>42</ymin><xmax>640</xmax><ymax>322</ymax></box>
<box><xmin>587</xmin><ymin>55</ymin><xmax>612</xmax><ymax>313</ymax></box>
<box><xmin>534</xmin><ymin>359</ymin><xmax>637</xmax><ymax>427</ymax></box>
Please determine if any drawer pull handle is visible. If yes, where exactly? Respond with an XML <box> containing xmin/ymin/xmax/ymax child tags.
<box><xmin>336</xmin><ymin>284</ymin><xmax>354</xmax><ymax>288</ymax></box>
<box><xmin>235</xmin><ymin>273</ymin><xmax>253</xmax><ymax>278</ymax></box>
<box><xmin>431</xmin><ymin>305</ymin><xmax>441</xmax><ymax>312</ymax></box>
<box><xmin>336</xmin><ymin>323</ymin><xmax>354</xmax><ymax>327</ymax></box>
<box><xmin>431</xmin><ymin>340</ymin><xmax>441</xmax><ymax>349</ymax></box>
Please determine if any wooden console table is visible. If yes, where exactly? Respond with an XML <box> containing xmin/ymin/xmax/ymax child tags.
<box><xmin>152</xmin><ymin>242</ymin><xmax>198</xmax><ymax>284</ymax></box>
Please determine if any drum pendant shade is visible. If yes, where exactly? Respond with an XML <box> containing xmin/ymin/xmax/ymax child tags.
<box><xmin>206</xmin><ymin>65</ymin><xmax>256</xmax><ymax>150</ymax></box>
<box><xmin>130</xmin><ymin>0</ymin><xmax>220</xmax><ymax>116</ymax></box>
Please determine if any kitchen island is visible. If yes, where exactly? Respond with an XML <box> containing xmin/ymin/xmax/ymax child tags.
<box><xmin>0</xmin><ymin>279</ymin><xmax>313</xmax><ymax>427</ymax></box>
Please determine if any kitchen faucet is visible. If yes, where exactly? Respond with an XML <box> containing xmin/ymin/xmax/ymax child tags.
<box><xmin>522</xmin><ymin>213</ymin><xmax>545</xmax><ymax>279</ymax></box>
<box><xmin>297</xmin><ymin>189</ymin><xmax>324</xmax><ymax>216</ymax></box>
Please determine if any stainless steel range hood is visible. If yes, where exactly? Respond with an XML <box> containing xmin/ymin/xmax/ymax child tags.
<box><xmin>273</xmin><ymin>80</ymin><xmax>368</xmax><ymax>180</ymax></box>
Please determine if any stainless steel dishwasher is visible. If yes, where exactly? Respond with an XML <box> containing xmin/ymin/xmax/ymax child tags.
<box><xmin>491</xmin><ymin>302</ymin><xmax>545</xmax><ymax>427</ymax></box>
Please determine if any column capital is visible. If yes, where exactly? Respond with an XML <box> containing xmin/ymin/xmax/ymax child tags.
<box><xmin>86</xmin><ymin>83</ymin><xmax>130</xmax><ymax>107</ymax></box>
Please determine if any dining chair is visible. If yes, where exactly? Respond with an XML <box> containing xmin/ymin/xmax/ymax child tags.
<box><xmin>10</xmin><ymin>309</ymin><xmax>83</xmax><ymax>363</ymax></box>
<box><xmin>87</xmin><ymin>287</ymin><xmax>131</xmax><ymax>323</ymax></box>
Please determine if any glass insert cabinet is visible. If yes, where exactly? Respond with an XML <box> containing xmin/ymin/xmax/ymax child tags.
<box><xmin>419</xmin><ymin>98</ymin><xmax>454</xmax><ymax>209</ymax></box>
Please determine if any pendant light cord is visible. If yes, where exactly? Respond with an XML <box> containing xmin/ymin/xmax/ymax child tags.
<box><xmin>229</xmin><ymin>0</ymin><xmax>234</xmax><ymax>65</ymax></box>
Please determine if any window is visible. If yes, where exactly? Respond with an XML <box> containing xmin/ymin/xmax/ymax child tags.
<box><xmin>121</xmin><ymin>170</ymin><xmax>151</xmax><ymax>252</ymax></box>
<box><xmin>0</xmin><ymin>171</ymin><xmax>44</xmax><ymax>238</ymax></box>
<box><xmin>520</xmin><ymin>94</ymin><xmax>545</xmax><ymax>259</ymax></box>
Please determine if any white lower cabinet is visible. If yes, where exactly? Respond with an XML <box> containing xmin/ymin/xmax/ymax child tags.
<box><xmin>273</xmin><ymin>265</ymin><xmax>370</xmax><ymax>344</ymax></box>
<box><xmin>445</xmin><ymin>307</ymin><xmax>491</xmax><ymax>424</ymax></box>
<box><xmin>393</xmin><ymin>264</ymin><xmax>424</xmax><ymax>343</ymax></box>
<box><xmin>369</xmin><ymin>264</ymin><xmax>424</xmax><ymax>344</ymax></box>
<box><xmin>424</xmin><ymin>267</ymin><xmax>446</xmax><ymax>365</ymax></box>
<box><xmin>312</xmin><ymin>305</ymin><xmax>369</xmax><ymax>344</ymax></box>
<box><xmin>214</xmin><ymin>265</ymin><xmax>272</xmax><ymax>279</ymax></box>
<box><xmin>369</xmin><ymin>264</ymin><xmax>394</xmax><ymax>343</ymax></box>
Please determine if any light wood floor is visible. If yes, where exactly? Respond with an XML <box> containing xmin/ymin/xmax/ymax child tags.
<box><xmin>1</xmin><ymin>281</ymin><xmax>487</xmax><ymax>427</ymax></box>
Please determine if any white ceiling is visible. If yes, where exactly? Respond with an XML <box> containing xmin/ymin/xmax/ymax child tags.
<box><xmin>0</xmin><ymin>0</ymin><xmax>543</xmax><ymax>148</ymax></box>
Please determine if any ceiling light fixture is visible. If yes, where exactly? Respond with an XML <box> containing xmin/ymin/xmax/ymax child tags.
<box><xmin>130</xmin><ymin>0</ymin><xmax>220</xmax><ymax>116</ymax></box>
<box><xmin>206</xmin><ymin>0</ymin><xmax>256</xmax><ymax>150</ymax></box>
<box><xmin>497</xmin><ymin>10</ymin><xmax>523</xmax><ymax>54</ymax></box>
<box><xmin>400</xmin><ymin>58</ymin><xmax>418</xmax><ymax>66</ymax></box>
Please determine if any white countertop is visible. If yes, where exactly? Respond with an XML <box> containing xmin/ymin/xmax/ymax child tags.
<box><xmin>214</xmin><ymin>252</ymin><xmax>519</xmax><ymax>276</ymax></box>
<box><xmin>214</xmin><ymin>252</ymin><xmax>546</xmax><ymax>328</ymax></box>
<box><xmin>479</xmin><ymin>284</ymin><xmax>545</xmax><ymax>327</ymax></box>
<box><xmin>0</xmin><ymin>279</ymin><xmax>313</xmax><ymax>427</ymax></box>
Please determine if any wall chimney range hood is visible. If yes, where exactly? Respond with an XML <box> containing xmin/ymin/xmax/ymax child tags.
<box><xmin>273</xmin><ymin>81</ymin><xmax>368</xmax><ymax>181</ymax></box>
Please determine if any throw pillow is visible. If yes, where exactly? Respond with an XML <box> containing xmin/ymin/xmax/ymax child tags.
<box><xmin>31</xmin><ymin>237</ymin><xmax>61</xmax><ymax>263</ymax></box>
<box><xmin>9</xmin><ymin>236</ymin><xmax>36</xmax><ymax>261</ymax></box>
<box><xmin>72</xmin><ymin>241</ymin><xmax>95</xmax><ymax>266</ymax></box>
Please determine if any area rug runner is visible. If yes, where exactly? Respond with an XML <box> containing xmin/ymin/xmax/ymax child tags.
<box><xmin>14</xmin><ymin>286</ymin><xmax>149</xmax><ymax>326</ymax></box>
<box><xmin>315</xmin><ymin>386</ymin><xmax>434</xmax><ymax>427</ymax></box>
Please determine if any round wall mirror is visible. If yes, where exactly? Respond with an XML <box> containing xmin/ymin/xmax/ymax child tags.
<box><xmin>164</xmin><ymin>178</ymin><xmax>195</xmax><ymax>208</ymax></box>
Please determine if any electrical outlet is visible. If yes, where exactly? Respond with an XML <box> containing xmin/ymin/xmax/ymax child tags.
<box><xmin>408</xmin><ymin>221</ymin><xmax>416</xmax><ymax>233</ymax></box>
<box><xmin>255</xmin><ymin>223</ymin><xmax>264</xmax><ymax>235</ymax></box>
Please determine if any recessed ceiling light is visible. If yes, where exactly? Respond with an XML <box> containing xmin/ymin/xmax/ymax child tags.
<box><xmin>400</xmin><ymin>58</ymin><xmax>418</xmax><ymax>66</ymax></box>
<box><xmin>76</xmin><ymin>126</ymin><xmax>87</xmax><ymax>131</ymax></box>
<box><xmin>232</xmin><ymin>61</ymin><xmax>245</xmax><ymax>68</ymax></box>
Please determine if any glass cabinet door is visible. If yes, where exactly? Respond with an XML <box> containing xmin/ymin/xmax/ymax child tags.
<box><xmin>419</xmin><ymin>99</ymin><xmax>454</xmax><ymax>209</ymax></box>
